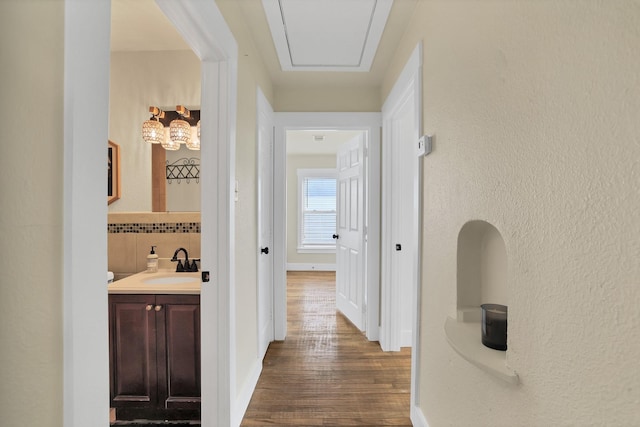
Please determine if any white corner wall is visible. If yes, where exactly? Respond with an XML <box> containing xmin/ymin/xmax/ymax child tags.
<box><xmin>382</xmin><ymin>1</ymin><xmax>640</xmax><ymax>426</ymax></box>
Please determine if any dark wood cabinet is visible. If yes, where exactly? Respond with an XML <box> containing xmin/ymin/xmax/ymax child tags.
<box><xmin>109</xmin><ymin>294</ymin><xmax>200</xmax><ymax>420</ymax></box>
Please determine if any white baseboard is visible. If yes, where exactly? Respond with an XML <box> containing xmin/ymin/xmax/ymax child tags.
<box><xmin>232</xmin><ymin>357</ymin><xmax>263</xmax><ymax>427</ymax></box>
<box><xmin>411</xmin><ymin>404</ymin><xmax>429</xmax><ymax>427</ymax></box>
<box><xmin>286</xmin><ymin>263</ymin><xmax>336</xmax><ymax>271</ymax></box>
<box><xmin>401</xmin><ymin>329</ymin><xmax>413</xmax><ymax>348</ymax></box>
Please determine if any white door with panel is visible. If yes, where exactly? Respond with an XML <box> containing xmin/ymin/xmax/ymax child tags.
<box><xmin>257</xmin><ymin>90</ymin><xmax>274</xmax><ymax>358</ymax></box>
<box><xmin>390</xmin><ymin>98</ymin><xmax>418</xmax><ymax>347</ymax></box>
<box><xmin>335</xmin><ymin>134</ymin><xmax>366</xmax><ymax>331</ymax></box>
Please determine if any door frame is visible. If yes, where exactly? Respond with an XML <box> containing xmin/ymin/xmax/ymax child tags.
<box><xmin>380</xmin><ymin>42</ymin><xmax>423</xmax><ymax>419</ymax></box>
<box><xmin>256</xmin><ymin>87</ymin><xmax>275</xmax><ymax>359</ymax></box>
<box><xmin>273</xmin><ymin>112</ymin><xmax>381</xmax><ymax>341</ymax></box>
<box><xmin>63</xmin><ymin>1</ymin><xmax>238</xmax><ymax>426</ymax></box>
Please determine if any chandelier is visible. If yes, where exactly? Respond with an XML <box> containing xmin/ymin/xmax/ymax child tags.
<box><xmin>142</xmin><ymin>105</ymin><xmax>200</xmax><ymax>151</ymax></box>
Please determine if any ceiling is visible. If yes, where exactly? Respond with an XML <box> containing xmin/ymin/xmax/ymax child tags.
<box><xmin>286</xmin><ymin>130</ymin><xmax>364</xmax><ymax>155</ymax></box>
<box><xmin>110</xmin><ymin>0</ymin><xmax>417</xmax><ymax>89</ymax></box>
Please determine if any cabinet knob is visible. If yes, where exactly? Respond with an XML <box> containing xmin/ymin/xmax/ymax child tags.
<box><xmin>146</xmin><ymin>304</ymin><xmax>153</xmax><ymax>311</ymax></box>
<box><xmin>155</xmin><ymin>305</ymin><xmax>163</xmax><ymax>312</ymax></box>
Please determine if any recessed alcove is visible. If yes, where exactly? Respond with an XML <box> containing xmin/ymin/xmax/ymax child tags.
<box><xmin>445</xmin><ymin>220</ymin><xmax>518</xmax><ymax>383</ymax></box>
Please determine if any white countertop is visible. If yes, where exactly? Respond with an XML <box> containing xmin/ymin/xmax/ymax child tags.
<box><xmin>108</xmin><ymin>268</ymin><xmax>201</xmax><ymax>295</ymax></box>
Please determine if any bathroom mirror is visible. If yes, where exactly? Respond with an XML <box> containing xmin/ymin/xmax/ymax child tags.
<box><xmin>109</xmin><ymin>49</ymin><xmax>201</xmax><ymax>213</ymax></box>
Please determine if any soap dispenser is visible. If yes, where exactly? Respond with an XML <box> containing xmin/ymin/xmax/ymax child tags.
<box><xmin>147</xmin><ymin>246</ymin><xmax>158</xmax><ymax>273</ymax></box>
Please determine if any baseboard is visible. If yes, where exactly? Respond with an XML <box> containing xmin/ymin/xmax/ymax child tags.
<box><xmin>286</xmin><ymin>263</ymin><xmax>336</xmax><ymax>271</ymax></box>
<box><xmin>232</xmin><ymin>357</ymin><xmax>263</xmax><ymax>427</ymax></box>
<box><xmin>411</xmin><ymin>404</ymin><xmax>429</xmax><ymax>427</ymax></box>
<box><xmin>401</xmin><ymin>329</ymin><xmax>413</xmax><ymax>348</ymax></box>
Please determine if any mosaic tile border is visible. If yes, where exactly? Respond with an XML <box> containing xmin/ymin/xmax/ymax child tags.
<box><xmin>108</xmin><ymin>222</ymin><xmax>201</xmax><ymax>234</ymax></box>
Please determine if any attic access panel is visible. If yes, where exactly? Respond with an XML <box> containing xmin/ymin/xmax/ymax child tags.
<box><xmin>263</xmin><ymin>0</ymin><xmax>393</xmax><ymax>72</ymax></box>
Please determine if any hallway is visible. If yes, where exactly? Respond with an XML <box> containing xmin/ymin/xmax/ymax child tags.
<box><xmin>241</xmin><ymin>271</ymin><xmax>412</xmax><ymax>426</ymax></box>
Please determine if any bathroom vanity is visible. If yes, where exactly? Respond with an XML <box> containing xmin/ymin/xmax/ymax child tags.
<box><xmin>108</xmin><ymin>270</ymin><xmax>201</xmax><ymax>421</ymax></box>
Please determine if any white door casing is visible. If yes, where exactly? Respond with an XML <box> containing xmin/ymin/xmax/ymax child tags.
<box><xmin>156</xmin><ymin>2</ymin><xmax>239</xmax><ymax>425</ymax></box>
<box><xmin>335</xmin><ymin>133</ymin><xmax>366</xmax><ymax>331</ymax></box>
<box><xmin>63</xmin><ymin>1</ymin><xmax>238</xmax><ymax>426</ymax></box>
<box><xmin>257</xmin><ymin>88</ymin><xmax>275</xmax><ymax>358</ymax></box>
<box><xmin>381</xmin><ymin>42</ymin><xmax>424</xmax><ymax>422</ymax></box>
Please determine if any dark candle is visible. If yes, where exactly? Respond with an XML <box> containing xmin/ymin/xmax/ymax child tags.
<box><xmin>481</xmin><ymin>304</ymin><xmax>507</xmax><ymax>351</ymax></box>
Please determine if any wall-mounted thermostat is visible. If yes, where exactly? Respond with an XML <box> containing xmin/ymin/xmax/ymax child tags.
<box><xmin>418</xmin><ymin>135</ymin><xmax>433</xmax><ymax>156</ymax></box>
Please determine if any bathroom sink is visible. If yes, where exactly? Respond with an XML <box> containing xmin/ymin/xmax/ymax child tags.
<box><xmin>143</xmin><ymin>275</ymin><xmax>199</xmax><ymax>285</ymax></box>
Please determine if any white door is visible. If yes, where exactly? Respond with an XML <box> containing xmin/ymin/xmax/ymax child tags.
<box><xmin>335</xmin><ymin>134</ymin><xmax>366</xmax><ymax>331</ymax></box>
<box><xmin>381</xmin><ymin>44</ymin><xmax>422</xmax><ymax>351</ymax></box>
<box><xmin>390</xmin><ymin>101</ymin><xmax>417</xmax><ymax>347</ymax></box>
<box><xmin>257</xmin><ymin>90</ymin><xmax>274</xmax><ymax>358</ymax></box>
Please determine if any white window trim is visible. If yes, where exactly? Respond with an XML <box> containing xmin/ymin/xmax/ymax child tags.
<box><xmin>297</xmin><ymin>168</ymin><xmax>337</xmax><ymax>253</ymax></box>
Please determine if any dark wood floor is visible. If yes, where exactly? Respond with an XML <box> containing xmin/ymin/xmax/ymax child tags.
<box><xmin>241</xmin><ymin>271</ymin><xmax>412</xmax><ymax>426</ymax></box>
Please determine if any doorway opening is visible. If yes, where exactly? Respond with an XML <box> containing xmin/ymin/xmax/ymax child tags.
<box><xmin>272</xmin><ymin>113</ymin><xmax>382</xmax><ymax>343</ymax></box>
<box><xmin>64</xmin><ymin>1</ymin><xmax>238</xmax><ymax>426</ymax></box>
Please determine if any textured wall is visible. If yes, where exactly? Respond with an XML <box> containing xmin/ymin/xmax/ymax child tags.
<box><xmin>381</xmin><ymin>1</ymin><xmax>640</xmax><ymax>426</ymax></box>
<box><xmin>0</xmin><ymin>1</ymin><xmax>64</xmax><ymax>426</ymax></box>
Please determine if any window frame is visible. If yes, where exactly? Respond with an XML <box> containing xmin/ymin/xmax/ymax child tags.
<box><xmin>296</xmin><ymin>168</ymin><xmax>338</xmax><ymax>253</ymax></box>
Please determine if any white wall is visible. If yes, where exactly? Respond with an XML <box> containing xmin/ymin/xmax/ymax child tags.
<box><xmin>109</xmin><ymin>50</ymin><xmax>201</xmax><ymax>212</ymax></box>
<box><xmin>286</xmin><ymin>154</ymin><xmax>337</xmax><ymax>267</ymax></box>
<box><xmin>381</xmin><ymin>1</ymin><xmax>640</xmax><ymax>425</ymax></box>
<box><xmin>0</xmin><ymin>2</ymin><xmax>65</xmax><ymax>425</ymax></box>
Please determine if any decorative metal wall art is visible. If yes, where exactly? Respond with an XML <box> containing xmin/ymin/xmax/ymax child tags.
<box><xmin>166</xmin><ymin>157</ymin><xmax>200</xmax><ymax>184</ymax></box>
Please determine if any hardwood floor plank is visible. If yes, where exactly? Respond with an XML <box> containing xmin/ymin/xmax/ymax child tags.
<box><xmin>241</xmin><ymin>271</ymin><xmax>412</xmax><ymax>426</ymax></box>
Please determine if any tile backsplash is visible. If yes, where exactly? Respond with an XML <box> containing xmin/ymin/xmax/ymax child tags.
<box><xmin>108</xmin><ymin>212</ymin><xmax>200</xmax><ymax>281</ymax></box>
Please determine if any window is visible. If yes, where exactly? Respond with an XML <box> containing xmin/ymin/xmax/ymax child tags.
<box><xmin>297</xmin><ymin>169</ymin><xmax>337</xmax><ymax>252</ymax></box>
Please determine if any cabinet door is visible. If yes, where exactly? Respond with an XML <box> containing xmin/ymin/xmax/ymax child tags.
<box><xmin>155</xmin><ymin>295</ymin><xmax>201</xmax><ymax>410</ymax></box>
<box><xmin>109</xmin><ymin>294</ymin><xmax>158</xmax><ymax>408</ymax></box>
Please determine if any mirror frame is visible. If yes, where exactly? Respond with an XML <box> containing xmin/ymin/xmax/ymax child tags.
<box><xmin>108</xmin><ymin>140</ymin><xmax>121</xmax><ymax>205</ymax></box>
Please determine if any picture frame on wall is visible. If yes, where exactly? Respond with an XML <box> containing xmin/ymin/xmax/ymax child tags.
<box><xmin>108</xmin><ymin>140</ymin><xmax>121</xmax><ymax>205</ymax></box>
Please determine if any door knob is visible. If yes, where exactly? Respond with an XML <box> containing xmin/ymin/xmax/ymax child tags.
<box><xmin>332</xmin><ymin>234</ymin><xmax>339</xmax><ymax>239</ymax></box>
<box><xmin>154</xmin><ymin>305</ymin><xmax>163</xmax><ymax>312</ymax></box>
<box><xmin>146</xmin><ymin>304</ymin><xmax>153</xmax><ymax>311</ymax></box>
<box><xmin>261</xmin><ymin>247</ymin><xmax>269</xmax><ymax>255</ymax></box>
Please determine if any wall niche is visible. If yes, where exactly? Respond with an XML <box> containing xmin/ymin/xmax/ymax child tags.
<box><xmin>456</xmin><ymin>220</ymin><xmax>508</xmax><ymax>321</ymax></box>
<box><xmin>444</xmin><ymin>220</ymin><xmax>518</xmax><ymax>383</ymax></box>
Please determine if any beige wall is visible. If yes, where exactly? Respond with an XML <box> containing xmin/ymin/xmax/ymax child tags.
<box><xmin>382</xmin><ymin>1</ymin><xmax>640</xmax><ymax>425</ymax></box>
<box><xmin>215</xmin><ymin>0</ymin><xmax>275</xmax><ymax>402</ymax></box>
<box><xmin>286</xmin><ymin>154</ymin><xmax>337</xmax><ymax>266</ymax></box>
<box><xmin>275</xmin><ymin>86</ymin><xmax>380</xmax><ymax>112</ymax></box>
<box><xmin>109</xmin><ymin>50</ymin><xmax>201</xmax><ymax>212</ymax></box>
<box><xmin>0</xmin><ymin>1</ymin><xmax>64</xmax><ymax>426</ymax></box>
